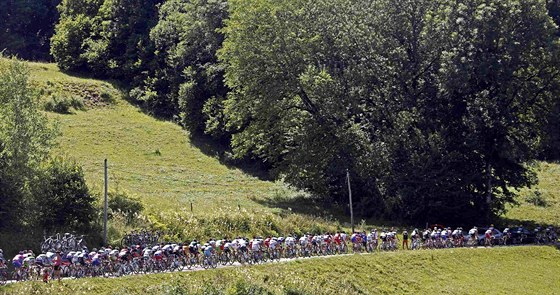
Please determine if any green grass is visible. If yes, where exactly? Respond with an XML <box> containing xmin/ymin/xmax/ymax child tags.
<box><xmin>3</xmin><ymin>246</ymin><xmax>559</xmax><ymax>294</ymax></box>
<box><xmin>20</xmin><ymin>60</ymin><xmax>560</xmax><ymax>239</ymax></box>
<box><xmin>504</xmin><ymin>162</ymin><xmax>560</xmax><ymax>227</ymax></box>
<box><xmin>20</xmin><ymin>60</ymin><xmax>350</xmax><ymax>243</ymax></box>
<box><xmin>25</xmin><ymin>61</ymin><xmax>292</xmax><ymax>215</ymax></box>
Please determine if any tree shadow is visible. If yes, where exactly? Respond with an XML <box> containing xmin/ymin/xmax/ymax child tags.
<box><xmin>251</xmin><ymin>194</ymin><xmax>345</xmax><ymax>218</ymax></box>
<box><xmin>495</xmin><ymin>216</ymin><xmax>556</xmax><ymax>229</ymax></box>
<box><xmin>187</xmin><ymin>132</ymin><xmax>273</xmax><ymax>181</ymax></box>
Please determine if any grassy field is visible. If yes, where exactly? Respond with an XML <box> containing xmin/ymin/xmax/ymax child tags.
<box><xmin>21</xmin><ymin>61</ymin><xmax>348</xmax><ymax>243</ymax></box>
<box><xmin>21</xmin><ymin>60</ymin><xmax>560</xmax><ymax>239</ymax></box>
<box><xmin>25</xmin><ymin>61</ymin><xmax>299</xmax><ymax>214</ymax></box>
<box><xmin>2</xmin><ymin>246</ymin><xmax>559</xmax><ymax>294</ymax></box>
<box><xmin>504</xmin><ymin>162</ymin><xmax>560</xmax><ymax>227</ymax></box>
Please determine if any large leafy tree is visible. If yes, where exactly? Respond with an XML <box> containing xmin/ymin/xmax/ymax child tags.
<box><xmin>0</xmin><ymin>57</ymin><xmax>57</xmax><ymax>228</ymax></box>
<box><xmin>50</xmin><ymin>0</ymin><xmax>104</xmax><ymax>71</ymax></box>
<box><xmin>220</xmin><ymin>0</ymin><xmax>560</xmax><ymax>223</ymax></box>
<box><xmin>51</xmin><ymin>0</ymin><xmax>161</xmax><ymax>78</ymax></box>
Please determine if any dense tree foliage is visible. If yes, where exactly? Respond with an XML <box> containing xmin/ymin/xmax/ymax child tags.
<box><xmin>138</xmin><ymin>0</ymin><xmax>228</xmax><ymax>134</ymax></box>
<box><xmin>543</xmin><ymin>0</ymin><xmax>560</xmax><ymax>159</ymax></box>
<box><xmin>0</xmin><ymin>0</ymin><xmax>60</xmax><ymax>61</ymax></box>
<box><xmin>33</xmin><ymin>157</ymin><xmax>97</xmax><ymax>234</ymax></box>
<box><xmin>220</xmin><ymin>0</ymin><xmax>560</xmax><ymax>223</ymax></box>
<box><xmin>51</xmin><ymin>0</ymin><xmax>161</xmax><ymax>78</ymax></box>
<box><xmin>47</xmin><ymin>0</ymin><xmax>560</xmax><ymax>223</ymax></box>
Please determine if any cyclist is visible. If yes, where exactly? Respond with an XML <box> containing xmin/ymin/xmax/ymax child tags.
<box><xmin>360</xmin><ymin>231</ymin><xmax>368</xmax><ymax>250</ymax></box>
<box><xmin>299</xmin><ymin>235</ymin><xmax>309</xmax><ymax>255</ymax></box>
<box><xmin>441</xmin><ymin>228</ymin><xmax>449</xmax><ymax>247</ymax></box>
<box><xmin>484</xmin><ymin>228</ymin><xmax>493</xmax><ymax>247</ymax></box>
<box><xmin>12</xmin><ymin>251</ymin><xmax>25</xmax><ymax>279</ymax></box>
<box><xmin>188</xmin><ymin>240</ymin><xmax>200</xmax><ymax>260</ymax></box>
<box><xmin>502</xmin><ymin>228</ymin><xmax>511</xmax><ymax>245</ymax></box>
<box><xmin>333</xmin><ymin>232</ymin><xmax>342</xmax><ymax>252</ymax></box>
<box><xmin>35</xmin><ymin>253</ymin><xmax>49</xmax><ymax>282</ymax></box>
<box><xmin>468</xmin><ymin>226</ymin><xmax>478</xmax><ymax>246</ymax></box>
<box><xmin>203</xmin><ymin>243</ymin><xmax>214</xmax><ymax>259</ymax></box>
<box><xmin>269</xmin><ymin>237</ymin><xmax>279</xmax><ymax>258</ymax></box>
<box><xmin>379</xmin><ymin>230</ymin><xmax>388</xmax><ymax>250</ymax></box>
<box><xmin>23</xmin><ymin>252</ymin><xmax>35</xmax><ymax>271</ymax></box>
<box><xmin>340</xmin><ymin>231</ymin><xmax>348</xmax><ymax>251</ymax></box>
<box><xmin>285</xmin><ymin>235</ymin><xmax>296</xmax><ymax>256</ymax></box>
<box><xmin>53</xmin><ymin>251</ymin><xmax>62</xmax><ymax>282</ymax></box>
<box><xmin>388</xmin><ymin>229</ymin><xmax>398</xmax><ymax>250</ymax></box>
<box><xmin>411</xmin><ymin>229</ymin><xmax>420</xmax><ymax>249</ymax></box>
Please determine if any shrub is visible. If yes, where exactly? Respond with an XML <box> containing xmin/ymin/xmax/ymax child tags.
<box><xmin>33</xmin><ymin>157</ymin><xmax>98</xmax><ymax>235</ymax></box>
<box><xmin>44</xmin><ymin>93</ymin><xmax>84</xmax><ymax>113</ymax></box>
<box><xmin>99</xmin><ymin>86</ymin><xmax>115</xmax><ymax>103</ymax></box>
<box><xmin>109</xmin><ymin>191</ymin><xmax>144</xmax><ymax>224</ymax></box>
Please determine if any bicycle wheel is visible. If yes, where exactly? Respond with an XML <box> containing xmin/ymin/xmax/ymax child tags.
<box><xmin>202</xmin><ymin>258</ymin><xmax>209</xmax><ymax>269</ymax></box>
<box><xmin>0</xmin><ymin>269</ymin><xmax>7</xmax><ymax>286</ymax></box>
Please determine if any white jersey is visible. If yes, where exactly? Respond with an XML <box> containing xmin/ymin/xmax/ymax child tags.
<box><xmin>299</xmin><ymin>236</ymin><xmax>308</xmax><ymax>246</ymax></box>
<box><xmin>285</xmin><ymin>237</ymin><xmax>295</xmax><ymax>245</ymax></box>
<box><xmin>251</xmin><ymin>240</ymin><xmax>261</xmax><ymax>251</ymax></box>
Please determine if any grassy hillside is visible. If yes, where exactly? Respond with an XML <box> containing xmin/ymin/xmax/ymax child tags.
<box><xmin>27</xmin><ymin>62</ymin><xmax>285</xmax><ymax>213</ymax></box>
<box><xmin>24</xmin><ymin>61</ymin><xmax>345</xmax><ymax>242</ymax></box>
<box><xmin>3</xmin><ymin>246</ymin><xmax>559</xmax><ymax>294</ymax></box>
<box><xmin>504</xmin><ymin>162</ymin><xmax>560</xmax><ymax>227</ymax></box>
<box><xmin>21</xmin><ymin>61</ymin><xmax>560</xmax><ymax>239</ymax></box>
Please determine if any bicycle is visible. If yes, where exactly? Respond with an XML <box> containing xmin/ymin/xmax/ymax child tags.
<box><xmin>201</xmin><ymin>254</ymin><xmax>217</xmax><ymax>269</ymax></box>
<box><xmin>0</xmin><ymin>266</ymin><xmax>9</xmax><ymax>285</ymax></box>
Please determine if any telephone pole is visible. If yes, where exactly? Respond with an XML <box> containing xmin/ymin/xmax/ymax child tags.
<box><xmin>104</xmin><ymin>159</ymin><xmax>108</xmax><ymax>245</ymax></box>
<box><xmin>346</xmin><ymin>168</ymin><xmax>354</xmax><ymax>233</ymax></box>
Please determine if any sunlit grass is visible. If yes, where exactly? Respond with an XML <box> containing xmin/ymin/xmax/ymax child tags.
<box><xmin>25</xmin><ymin>61</ymin><xmax>293</xmax><ymax>216</ymax></box>
<box><xmin>504</xmin><ymin>162</ymin><xmax>560</xmax><ymax>227</ymax></box>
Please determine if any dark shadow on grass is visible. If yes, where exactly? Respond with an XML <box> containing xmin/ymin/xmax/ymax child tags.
<box><xmin>187</xmin><ymin>132</ymin><xmax>274</xmax><ymax>181</ymax></box>
<box><xmin>252</xmin><ymin>194</ymin><xmax>410</xmax><ymax>230</ymax></box>
<box><xmin>251</xmin><ymin>193</ymin><xmax>355</xmax><ymax>223</ymax></box>
<box><xmin>496</xmin><ymin>216</ymin><xmax>557</xmax><ymax>228</ymax></box>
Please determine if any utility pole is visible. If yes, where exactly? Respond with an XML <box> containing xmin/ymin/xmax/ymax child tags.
<box><xmin>346</xmin><ymin>168</ymin><xmax>354</xmax><ymax>233</ymax></box>
<box><xmin>104</xmin><ymin>159</ymin><xmax>108</xmax><ymax>246</ymax></box>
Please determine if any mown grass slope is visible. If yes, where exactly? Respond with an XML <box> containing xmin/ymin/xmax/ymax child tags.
<box><xmin>27</xmin><ymin>61</ymin><xmax>292</xmax><ymax>214</ymax></box>
<box><xmin>504</xmin><ymin>162</ymin><xmax>560</xmax><ymax>227</ymax></box>
<box><xmin>3</xmin><ymin>246</ymin><xmax>559</xmax><ymax>294</ymax></box>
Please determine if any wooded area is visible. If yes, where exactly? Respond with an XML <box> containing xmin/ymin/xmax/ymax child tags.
<box><xmin>1</xmin><ymin>0</ymin><xmax>560</xmax><ymax>225</ymax></box>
